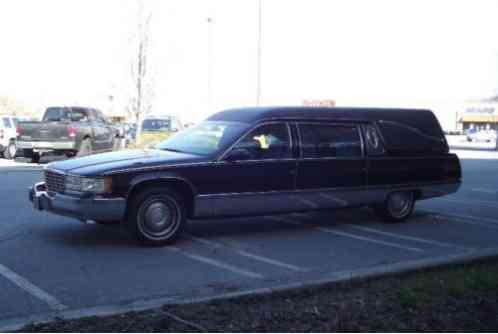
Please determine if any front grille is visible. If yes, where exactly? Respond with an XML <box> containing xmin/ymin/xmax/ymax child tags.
<box><xmin>44</xmin><ymin>170</ymin><xmax>66</xmax><ymax>193</ymax></box>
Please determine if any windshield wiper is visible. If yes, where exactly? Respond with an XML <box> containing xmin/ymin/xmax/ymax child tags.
<box><xmin>160</xmin><ymin>147</ymin><xmax>185</xmax><ymax>153</ymax></box>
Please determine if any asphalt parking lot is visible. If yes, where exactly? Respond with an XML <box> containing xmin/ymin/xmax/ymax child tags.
<box><xmin>0</xmin><ymin>148</ymin><xmax>498</xmax><ymax>329</ymax></box>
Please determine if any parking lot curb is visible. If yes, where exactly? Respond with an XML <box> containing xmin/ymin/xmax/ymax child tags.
<box><xmin>1</xmin><ymin>246</ymin><xmax>498</xmax><ymax>332</ymax></box>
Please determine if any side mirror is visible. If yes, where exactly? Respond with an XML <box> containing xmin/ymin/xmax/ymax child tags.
<box><xmin>224</xmin><ymin>148</ymin><xmax>252</xmax><ymax>162</ymax></box>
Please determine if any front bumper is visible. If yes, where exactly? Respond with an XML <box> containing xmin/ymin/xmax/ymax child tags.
<box><xmin>17</xmin><ymin>141</ymin><xmax>75</xmax><ymax>151</ymax></box>
<box><xmin>29</xmin><ymin>182</ymin><xmax>126</xmax><ymax>222</ymax></box>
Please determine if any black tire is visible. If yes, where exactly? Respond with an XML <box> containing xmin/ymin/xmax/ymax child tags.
<box><xmin>94</xmin><ymin>220</ymin><xmax>121</xmax><ymax>225</ymax></box>
<box><xmin>126</xmin><ymin>187</ymin><xmax>186</xmax><ymax>246</ymax></box>
<box><xmin>373</xmin><ymin>191</ymin><xmax>415</xmax><ymax>223</ymax></box>
<box><xmin>4</xmin><ymin>142</ymin><xmax>16</xmax><ymax>160</ymax></box>
<box><xmin>77</xmin><ymin>138</ymin><xmax>92</xmax><ymax>157</ymax></box>
<box><xmin>112</xmin><ymin>137</ymin><xmax>121</xmax><ymax>151</ymax></box>
<box><xmin>31</xmin><ymin>152</ymin><xmax>41</xmax><ymax>164</ymax></box>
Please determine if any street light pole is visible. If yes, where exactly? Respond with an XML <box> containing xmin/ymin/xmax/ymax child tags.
<box><xmin>256</xmin><ymin>0</ymin><xmax>262</xmax><ymax>105</ymax></box>
<box><xmin>207</xmin><ymin>17</ymin><xmax>213</xmax><ymax>115</ymax></box>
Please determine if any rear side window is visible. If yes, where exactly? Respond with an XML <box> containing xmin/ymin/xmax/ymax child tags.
<box><xmin>43</xmin><ymin>107</ymin><xmax>89</xmax><ymax>122</ymax></box>
<box><xmin>43</xmin><ymin>108</ymin><xmax>67</xmax><ymax>121</ymax></box>
<box><xmin>298</xmin><ymin>124</ymin><xmax>362</xmax><ymax>158</ymax></box>
<box><xmin>377</xmin><ymin>120</ymin><xmax>447</xmax><ymax>153</ymax></box>
<box><xmin>2</xmin><ymin>117</ymin><xmax>12</xmax><ymax>128</ymax></box>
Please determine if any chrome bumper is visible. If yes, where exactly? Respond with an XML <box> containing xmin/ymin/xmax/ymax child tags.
<box><xmin>17</xmin><ymin>141</ymin><xmax>75</xmax><ymax>151</ymax></box>
<box><xmin>29</xmin><ymin>182</ymin><xmax>126</xmax><ymax>222</ymax></box>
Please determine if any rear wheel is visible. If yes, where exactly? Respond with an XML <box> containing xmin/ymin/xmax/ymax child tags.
<box><xmin>126</xmin><ymin>187</ymin><xmax>186</xmax><ymax>246</ymax></box>
<box><xmin>31</xmin><ymin>152</ymin><xmax>40</xmax><ymax>164</ymax></box>
<box><xmin>4</xmin><ymin>141</ymin><xmax>16</xmax><ymax>160</ymax></box>
<box><xmin>77</xmin><ymin>138</ymin><xmax>92</xmax><ymax>157</ymax></box>
<box><xmin>373</xmin><ymin>191</ymin><xmax>415</xmax><ymax>223</ymax></box>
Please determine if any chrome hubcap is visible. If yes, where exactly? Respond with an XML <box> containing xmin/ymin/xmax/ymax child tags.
<box><xmin>138</xmin><ymin>198</ymin><xmax>179</xmax><ymax>239</ymax></box>
<box><xmin>388</xmin><ymin>192</ymin><xmax>412</xmax><ymax>218</ymax></box>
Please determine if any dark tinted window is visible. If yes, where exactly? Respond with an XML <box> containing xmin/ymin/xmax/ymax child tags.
<box><xmin>299</xmin><ymin>124</ymin><xmax>361</xmax><ymax>158</ymax></box>
<box><xmin>2</xmin><ymin>117</ymin><xmax>11</xmax><ymax>128</ymax></box>
<box><xmin>43</xmin><ymin>108</ymin><xmax>88</xmax><ymax>122</ymax></box>
<box><xmin>377</xmin><ymin>121</ymin><xmax>446</xmax><ymax>152</ymax></box>
<box><xmin>233</xmin><ymin>123</ymin><xmax>291</xmax><ymax>160</ymax></box>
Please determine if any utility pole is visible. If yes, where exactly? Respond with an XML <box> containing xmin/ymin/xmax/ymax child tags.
<box><xmin>256</xmin><ymin>0</ymin><xmax>262</xmax><ymax>105</ymax></box>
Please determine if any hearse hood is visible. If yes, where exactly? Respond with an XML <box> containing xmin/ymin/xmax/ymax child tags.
<box><xmin>46</xmin><ymin>149</ymin><xmax>211</xmax><ymax>176</ymax></box>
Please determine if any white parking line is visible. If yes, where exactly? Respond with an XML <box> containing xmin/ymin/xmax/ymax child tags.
<box><xmin>346</xmin><ymin>224</ymin><xmax>470</xmax><ymax>250</ymax></box>
<box><xmin>267</xmin><ymin>217</ymin><xmax>425</xmax><ymax>253</ymax></box>
<box><xmin>422</xmin><ymin>211</ymin><xmax>498</xmax><ymax>230</ymax></box>
<box><xmin>421</xmin><ymin>210</ymin><xmax>498</xmax><ymax>225</ymax></box>
<box><xmin>470</xmin><ymin>188</ymin><xmax>497</xmax><ymax>194</ymax></box>
<box><xmin>185</xmin><ymin>234</ymin><xmax>308</xmax><ymax>272</ymax></box>
<box><xmin>440</xmin><ymin>197</ymin><xmax>498</xmax><ymax>209</ymax></box>
<box><xmin>166</xmin><ymin>246</ymin><xmax>264</xmax><ymax>279</ymax></box>
<box><xmin>0</xmin><ymin>263</ymin><xmax>67</xmax><ymax>311</ymax></box>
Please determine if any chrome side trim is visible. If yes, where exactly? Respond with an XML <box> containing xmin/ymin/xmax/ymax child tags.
<box><xmin>192</xmin><ymin>181</ymin><xmax>461</xmax><ymax>218</ymax></box>
<box><xmin>102</xmin><ymin>161</ymin><xmax>216</xmax><ymax>175</ymax></box>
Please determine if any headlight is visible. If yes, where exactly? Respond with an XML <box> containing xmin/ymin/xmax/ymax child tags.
<box><xmin>65</xmin><ymin>175</ymin><xmax>112</xmax><ymax>194</ymax></box>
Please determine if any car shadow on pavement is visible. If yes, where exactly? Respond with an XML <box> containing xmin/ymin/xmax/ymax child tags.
<box><xmin>36</xmin><ymin>209</ymin><xmax>435</xmax><ymax>248</ymax></box>
<box><xmin>38</xmin><ymin>224</ymin><xmax>138</xmax><ymax>248</ymax></box>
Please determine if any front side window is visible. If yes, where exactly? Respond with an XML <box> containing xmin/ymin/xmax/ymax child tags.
<box><xmin>231</xmin><ymin>123</ymin><xmax>291</xmax><ymax>160</ymax></box>
<box><xmin>299</xmin><ymin>123</ymin><xmax>362</xmax><ymax>158</ymax></box>
<box><xmin>2</xmin><ymin>117</ymin><xmax>11</xmax><ymax>128</ymax></box>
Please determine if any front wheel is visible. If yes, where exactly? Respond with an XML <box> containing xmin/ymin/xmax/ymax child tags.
<box><xmin>126</xmin><ymin>187</ymin><xmax>186</xmax><ymax>246</ymax></box>
<box><xmin>4</xmin><ymin>142</ymin><xmax>16</xmax><ymax>160</ymax></box>
<box><xmin>77</xmin><ymin>138</ymin><xmax>93</xmax><ymax>157</ymax></box>
<box><xmin>373</xmin><ymin>191</ymin><xmax>415</xmax><ymax>223</ymax></box>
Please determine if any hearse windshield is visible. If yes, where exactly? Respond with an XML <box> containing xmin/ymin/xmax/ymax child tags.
<box><xmin>156</xmin><ymin>121</ymin><xmax>249</xmax><ymax>156</ymax></box>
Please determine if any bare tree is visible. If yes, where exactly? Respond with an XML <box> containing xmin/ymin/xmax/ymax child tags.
<box><xmin>127</xmin><ymin>0</ymin><xmax>154</xmax><ymax>140</ymax></box>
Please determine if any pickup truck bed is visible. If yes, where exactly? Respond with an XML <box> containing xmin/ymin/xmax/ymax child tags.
<box><xmin>16</xmin><ymin>106</ymin><xmax>117</xmax><ymax>162</ymax></box>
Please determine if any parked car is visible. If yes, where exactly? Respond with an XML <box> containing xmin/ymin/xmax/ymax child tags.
<box><xmin>29</xmin><ymin>106</ymin><xmax>461</xmax><ymax>245</ymax></box>
<box><xmin>0</xmin><ymin>115</ymin><xmax>19</xmax><ymax>159</ymax></box>
<box><xmin>466</xmin><ymin>129</ymin><xmax>497</xmax><ymax>143</ymax></box>
<box><xmin>16</xmin><ymin>106</ymin><xmax>119</xmax><ymax>163</ymax></box>
<box><xmin>138</xmin><ymin>116</ymin><xmax>184</xmax><ymax>148</ymax></box>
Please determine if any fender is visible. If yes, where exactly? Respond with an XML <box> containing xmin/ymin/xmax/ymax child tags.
<box><xmin>128</xmin><ymin>171</ymin><xmax>198</xmax><ymax>196</ymax></box>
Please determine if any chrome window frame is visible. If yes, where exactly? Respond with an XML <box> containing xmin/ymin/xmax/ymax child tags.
<box><xmin>296</xmin><ymin>122</ymin><xmax>365</xmax><ymax>160</ymax></box>
<box><xmin>216</xmin><ymin>121</ymin><xmax>294</xmax><ymax>163</ymax></box>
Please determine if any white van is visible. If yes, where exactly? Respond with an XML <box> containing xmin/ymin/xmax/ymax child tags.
<box><xmin>0</xmin><ymin>115</ymin><xmax>18</xmax><ymax>159</ymax></box>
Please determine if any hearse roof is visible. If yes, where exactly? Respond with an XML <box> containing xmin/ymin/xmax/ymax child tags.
<box><xmin>208</xmin><ymin>106</ymin><xmax>433</xmax><ymax>124</ymax></box>
<box><xmin>208</xmin><ymin>107</ymin><xmax>447</xmax><ymax>155</ymax></box>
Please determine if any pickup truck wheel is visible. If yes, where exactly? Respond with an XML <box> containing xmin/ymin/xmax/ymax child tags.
<box><xmin>112</xmin><ymin>137</ymin><xmax>121</xmax><ymax>150</ymax></box>
<box><xmin>31</xmin><ymin>152</ymin><xmax>40</xmax><ymax>164</ymax></box>
<box><xmin>4</xmin><ymin>142</ymin><xmax>16</xmax><ymax>160</ymax></box>
<box><xmin>373</xmin><ymin>191</ymin><xmax>415</xmax><ymax>223</ymax></box>
<box><xmin>126</xmin><ymin>187</ymin><xmax>186</xmax><ymax>246</ymax></box>
<box><xmin>77</xmin><ymin>138</ymin><xmax>92</xmax><ymax>157</ymax></box>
